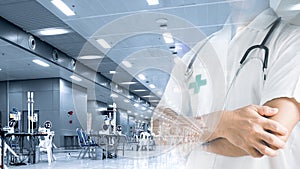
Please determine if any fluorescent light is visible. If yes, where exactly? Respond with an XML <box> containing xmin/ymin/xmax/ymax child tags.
<box><xmin>32</xmin><ymin>59</ymin><xmax>50</xmax><ymax>67</ymax></box>
<box><xmin>163</xmin><ymin>32</ymin><xmax>174</xmax><ymax>44</ymax></box>
<box><xmin>110</xmin><ymin>93</ymin><xmax>118</xmax><ymax>98</ymax></box>
<box><xmin>96</xmin><ymin>39</ymin><xmax>111</xmax><ymax>49</ymax></box>
<box><xmin>149</xmin><ymin>84</ymin><xmax>156</xmax><ymax>89</ymax></box>
<box><xmin>122</xmin><ymin>60</ymin><xmax>132</xmax><ymax>68</ymax></box>
<box><xmin>142</xmin><ymin>95</ymin><xmax>155</xmax><ymax>98</ymax></box>
<box><xmin>133</xmin><ymin>89</ymin><xmax>147</xmax><ymax>92</ymax></box>
<box><xmin>120</xmin><ymin>82</ymin><xmax>137</xmax><ymax>85</ymax></box>
<box><xmin>78</xmin><ymin>55</ymin><xmax>103</xmax><ymax>60</ymax></box>
<box><xmin>138</xmin><ymin>74</ymin><xmax>146</xmax><ymax>80</ymax></box>
<box><xmin>147</xmin><ymin>0</ymin><xmax>159</xmax><ymax>5</ymax></box>
<box><xmin>290</xmin><ymin>3</ymin><xmax>300</xmax><ymax>11</ymax></box>
<box><xmin>38</xmin><ymin>28</ymin><xmax>71</xmax><ymax>36</ymax></box>
<box><xmin>51</xmin><ymin>0</ymin><xmax>75</xmax><ymax>16</ymax></box>
<box><xmin>70</xmin><ymin>75</ymin><xmax>82</xmax><ymax>82</ymax></box>
<box><xmin>109</xmin><ymin>71</ymin><xmax>116</xmax><ymax>74</ymax></box>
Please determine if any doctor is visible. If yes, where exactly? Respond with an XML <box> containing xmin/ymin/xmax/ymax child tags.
<box><xmin>155</xmin><ymin>0</ymin><xmax>300</xmax><ymax>168</ymax></box>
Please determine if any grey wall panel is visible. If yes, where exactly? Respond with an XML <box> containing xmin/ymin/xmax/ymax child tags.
<box><xmin>0</xmin><ymin>82</ymin><xmax>7</xmax><ymax>125</ymax></box>
<box><xmin>21</xmin><ymin>79</ymin><xmax>54</xmax><ymax>92</ymax></box>
<box><xmin>9</xmin><ymin>81</ymin><xmax>23</xmax><ymax>92</ymax></box>
<box><xmin>33</xmin><ymin>91</ymin><xmax>53</xmax><ymax>111</ymax></box>
<box><xmin>58</xmin><ymin>79</ymin><xmax>87</xmax><ymax>147</ymax></box>
<box><xmin>52</xmin><ymin>90</ymin><xmax>60</xmax><ymax>111</ymax></box>
<box><xmin>9</xmin><ymin>92</ymin><xmax>23</xmax><ymax>111</ymax></box>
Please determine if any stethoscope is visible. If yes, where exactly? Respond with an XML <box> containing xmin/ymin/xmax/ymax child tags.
<box><xmin>185</xmin><ymin>17</ymin><xmax>281</xmax><ymax>79</ymax></box>
<box><xmin>184</xmin><ymin>17</ymin><xmax>281</xmax><ymax>109</ymax></box>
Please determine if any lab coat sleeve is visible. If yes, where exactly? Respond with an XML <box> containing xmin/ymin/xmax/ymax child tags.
<box><xmin>260</xmin><ymin>27</ymin><xmax>300</xmax><ymax>105</ymax></box>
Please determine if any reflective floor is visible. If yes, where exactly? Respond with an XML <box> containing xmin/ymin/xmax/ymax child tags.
<box><xmin>8</xmin><ymin>145</ymin><xmax>193</xmax><ymax>169</ymax></box>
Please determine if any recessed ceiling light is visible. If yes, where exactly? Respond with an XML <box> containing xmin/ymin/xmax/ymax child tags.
<box><xmin>127</xmin><ymin>110</ymin><xmax>132</xmax><ymax>114</ymax></box>
<box><xmin>70</xmin><ymin>75</ymin><xmax>82</xmax><ymax>82</ymax></box>
<box><xmin>138</xmin><ymin>74</ymin><xmax>146</xmax><ymax>80</ymax></box>
<box><xmin>96</xmin><ymin>39</ymin><xmax>111</xmax><ymax>49</ymax></box>
<box><xmin>0</xmin><ymin>68</ymin><xmax>2</xmax><ymax>71</ymax></box>
<box><xmin>149</xmin><ymin>84</ymin><xmax>156</xmax><ymax>89</ymax></box>
<box><xmin>38</xmin><ymin>28</ymin><xmax>71</xmax><ymax>36</ymax></box>
<box><xmin>51</xmin><ymin>0</ymin><xmax>75</xmax><ymax>16</ymax></box>
<box><xmin>147</xmin><ymin>0</ymin><xmax>159</xmax><ymax>5</ymax></box>
<box><xmin>290</xmin><ymin>3</ymin><xmax>300</xmax><ymax>10</ymax></box>
<box><xmin>123</xmin><ymin>99</ymin><xmax>130</xmax><ymax>103</ymax></box>
<box><xmin>120</xmin><ymin>82</ymin><xmax>137</xmax><ymax>85</ymax></box>
<box><xmin>163</xmin><ymin>32</ymin><xmax>174</xmax><ymax>44</ymax></box>
<box><xmin>134</xmin><ymin>103</ymin><xmax>139</xmax><ymax>107</ymax></box>
<box><xmin>133</xmin><ymin>89</ymin><xmax>147</xmax><ymax>92</ymax></box>
<box><xmin>32</xmin><ymin>59</ymin><xmax>50</xmax><ymax>67</ymax></box>
<box><xmin>110</xmin><ymin>93</ymin><xmax>118</xmax><ymax>98</ymax></box>
<box><xmin>142</xmin><ymin>95</ymin><xmax>155</xmax><ymax>98</ymax></box>
<box><xmin>78</xmin><ymin>55</ymin><xmax>103</xmax><ymax>60</ymax></box>
<box><xmin>109</xmin><ymin>71</ymin><xmax>116</xmax><ymax>74</ymax></box>
<box><xmin>122</xmin><ymin>60</ymin><xmax>132</xmax><ymax>68</ymax></box>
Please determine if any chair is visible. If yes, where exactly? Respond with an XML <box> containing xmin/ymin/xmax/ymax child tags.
<box><xmin>76</xmin><ymin>128</ymin><xmax>97</xmax><ymax>159</ymax></box>
<box><xmin>138</xmin><ymin>131</ymin><xmax>151</xmax><ymax>151</ymax></box>
<box><xmin>39</xmin><ymin>130</ymin><xmax>56</xmax><ymax>164</ymax></box>
<box><xmin>0</xmin><ymin>138</ymin><xmax>19</xmax><ymax>169</ymax></box>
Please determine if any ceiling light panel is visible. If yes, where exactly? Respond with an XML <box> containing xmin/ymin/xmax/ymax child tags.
<box><xmin>120</xmin><ymin>82</ymin><xmax>137</xmax><ymax>85</ymax></box>
<box><xmin>78</xmin><ymin>55</ymin><xmax>104</xmax><ymax>60</ymax></box>
<box><xmin>51</xmin><ymin>0</ymin><xmax>76</xmax><ymax>16</ymax></box>
<box><xmin>96</xmin><ymin>39</ymin><xmax>111</xmax><ymax>49</ymax></box>
<box><xmin>37</xmin><ymin>28</ymin><xmax>71</xmax><ymax>36</ymax></box>
<box><xmin>138</xmin><ymin>74</ymin><xmax>146</xmax><ymax>80</ymax></box>
<box><xmin>70</xmin><ymin>75</ymin><xmax>82</xmax><ymax>81</ymax></box>
<box><xmin>122</xmin><ymin>60</ymin><xmax>132</xmax><ymax>68</ymax></box>
<box><xmin>163</xmin><ymin>32</ymin><xmax>174</xmax><ymax>44</ymax></box>
<box><xmin>32</xmin><ymin>59</ymin><xmax>50</xmax><ymax>67</ymax></box>
<box><xmin>147</xmin><ymin>0</ymin><xmax>159</xmax><ymax>5</ymax></box>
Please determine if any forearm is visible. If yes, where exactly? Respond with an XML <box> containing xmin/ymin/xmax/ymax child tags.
<box><xmin>202</xmin><ymin>138</ymin><xmax>248</xmax><ymax>156</ymax></box>
<box><xmin>203</xmin><ymin>97</ymin><xmax>300</xmax><ymax>157</ymax></box>
<box><xmin>264</xmin><ymin>97</ymin><xmax>300</xmax><ymax>142</ymax></box>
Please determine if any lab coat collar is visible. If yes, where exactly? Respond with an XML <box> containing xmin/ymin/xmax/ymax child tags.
<box><xmin>247</xmin><ymin>8</ymin><xmax>279</xmax><ymax>31</ymax></box>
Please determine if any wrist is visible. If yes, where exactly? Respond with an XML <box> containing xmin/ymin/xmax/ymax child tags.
<box><xmin>206</xmin><ymin>110</ymin><xmax>229</xmax><ymax>141</ymax></box>
<box><xmin>214</xmin><ymin>110</ymin><xmax>230</xmax><ymax>139</ymax></box>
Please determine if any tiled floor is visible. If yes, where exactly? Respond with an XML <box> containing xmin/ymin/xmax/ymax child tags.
<box><xmin>7</xmin><ymin>145</ymin><xmax>193</xmax><ymax>169</ymax></box>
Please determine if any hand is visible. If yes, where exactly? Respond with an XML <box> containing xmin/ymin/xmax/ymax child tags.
<box><xmin>215</xmin><ymin>105</ymin><xmax>288</xmax><ymax>157</ymax></box>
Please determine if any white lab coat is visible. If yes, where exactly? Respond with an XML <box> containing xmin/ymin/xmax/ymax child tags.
<box><xmin>158</xmin><ymin>8</ymin><xmax>300</xmax><ymax>169</ymax></box>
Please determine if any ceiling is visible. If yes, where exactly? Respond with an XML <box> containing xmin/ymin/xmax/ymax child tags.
<box><xmin>0</xmin><ymin>0</ymin><xmax>299</xmax><ymax>122</ymax></box>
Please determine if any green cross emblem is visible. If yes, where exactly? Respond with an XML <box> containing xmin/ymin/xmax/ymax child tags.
<box><xmin>188</xmin><ymin>74</ymin><xmax>207</xmax><ymax>94</ymax></box>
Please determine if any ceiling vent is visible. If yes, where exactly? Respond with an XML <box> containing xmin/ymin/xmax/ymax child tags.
<box><xmin>28</xmin><ymin>36</ymin><xmax>36</xmax><ymax>50</ymax></box>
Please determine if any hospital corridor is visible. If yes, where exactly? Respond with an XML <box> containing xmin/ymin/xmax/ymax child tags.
<box><xmin>1</xmin><ymin>0</ymin><xmax>300</xmax><ymax>169</ymax></box>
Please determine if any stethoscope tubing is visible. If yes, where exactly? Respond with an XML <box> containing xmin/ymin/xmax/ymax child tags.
<box><xmin>184</xmin><ymin>17</ymin><xmax>281</xmax><ymax>110</ymax></box>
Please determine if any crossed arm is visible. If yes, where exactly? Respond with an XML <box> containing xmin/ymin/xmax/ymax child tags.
<box><xmin>203</xmin><ymin>97</ymin><xmax>300</xmax><ymax>157</ymax></box>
